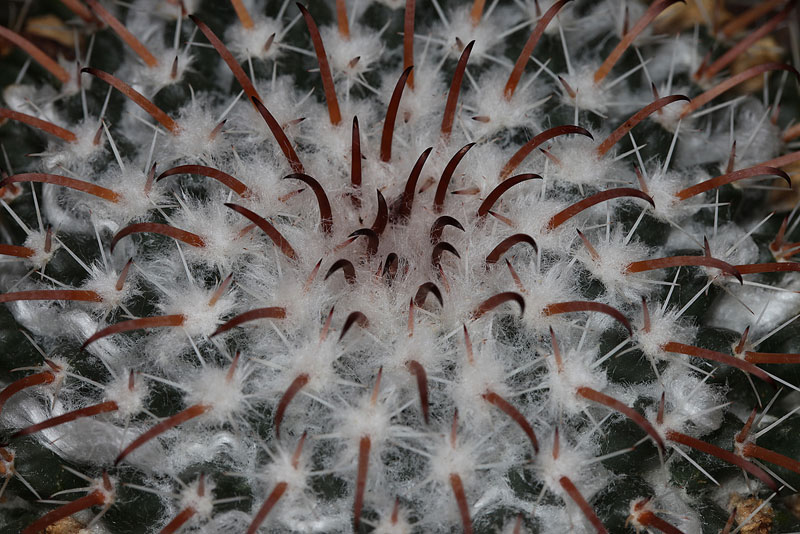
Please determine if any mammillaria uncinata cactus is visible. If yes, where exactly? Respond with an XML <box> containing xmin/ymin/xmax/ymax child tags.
<box><xmin>2</xmin><ymin>0</ymin><xmax>800</xmax><ymax>532</ymax></box>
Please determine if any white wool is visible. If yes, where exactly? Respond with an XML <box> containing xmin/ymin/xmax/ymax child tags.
<box><xmin>226</xmin><ymin>153</ymin><xmax>284</xmax><ymax>202</ymax></box>
<box><xmin>647</xmin><ymin>37</ymin><xmax>702</xmax><ymax>85</ymax></box>
<box><xmin>338</xmin><ymin>388</ymin><xmax>396</xmax><ymax>448</ymax></box>
<box><xmin>178</xmin><ymin>477</ymin><xmax>216</xmax><ymax>518</ymax></box>
<box><xmin>167</xmin><ymin>99</ymin><xmax>228</xmax><ymax>161</ymax></box>
<box><xmin>40</xmin><ymin>180</ymin><xmax>95</xmax><ymax>234</ymax></box>
<box><xmin>103</xmin><ymin>372</ymin><xmax>148</xmax><ymax>419</ymax></box>
<box><xmin>92</xmin><ymin>167</ymin><xmax>166</xmax><ymax>231</ymax></box>
<box><xmin>385</xmin><ymin>323</ymin><xmax>446</xmax><ymax>374</ymax></box>
<box><xmin>643</xmin><ymin>468</ymin><xmax>703</xmax><ymax>534</ymax></box>
<box><xmin>508</xmin><ymin>196</ymin><xmax>571</xmax><ymax>251</ymax></box>
<box><xmin>675</xmin><ymin>98</ymin><xmax>783</xmax><ymax>170</ymax></box>
<box><xmin>439</xmin><ymin>142</ymin><xmax>508</xmax><ymax>202</ymax></box>
<box><xmin>651</xmin><ymin>94</ymin><xmax>688</xmax><ymax>132</ymax></box>
<box><xmin>451</xmin><ymin>353</ymin><xmax>509</xmax><ymax>423</ymax></box>
<box><xmin>321</xmin><ymin>26</ymin><xmax>384</xmax><ymax>79</ymax></box>
<box><xmin>427</xmin><ymin>432</ymin><xmax>479</xmax><ymax>486</ymax></box>
<box><xmin>649</xmin><ymin>363</ymin><xmax>726</xmax><ymax>435</ymax></box>
<box><xmin>164</xmin><ymin>430</ymin><xmax>252</xmax><ymax>474</ymax></box>
<box><xmin>90</xmin><ymin>474</ymin><xmax>117</xmax><ymax>503</ymax></box>
<box><xmin>133</xmin><ymin>0</ymin><xmax>199</xmax><ymax>20</ymax></box>
<box><xmin>377</xmin><ymin>64</ymin><xmax>446</xmax><ymax>143</ymax></box>
<box><xmin>543</xmin><ymin>347</ymin><xmax>607</xmax><ymax>417</ymax></box>
<box><xmin>237</xmin><ymin>76</ymin><xmax>315</xmax><ymax>145</ymax></box>
<box><xmin>82</xmin><ymin>264</ymin><xmax>137</xmax><ymax>312</ymax></box>
<box><xmin>706</xmin><ymin>280</ymin><xmax>800</xmax><ymax>336</ymax></box>
<box><xmin>676</xmin><ymin>128</ymin><xmax>732</xmax><ymax>169</ymax></box>
<box><xmin>575</xmin><ymin>229</ymin><xmax>657</xmax><ymax>302</ymax></box>
<box><xmin>42</xmin><ymin>119</ymin><xmax>106</xmax><ymax>171</ymax></box>
<box><xmin>372</xmin><ymin>509</ymin><xmax>412</xmax><ymax>534</ymax></box>
<box><xmin>4</xmin><ymin>396</ymin><xmax>161</xmax><ymax>470</ymax></box>
<box><xmin>533</xmin><ymin>432</ymin><xmax>611</xmax><ymax>534</ymax></box>
<box><xmin>428</xmin><ymin>4</ymin><xmax>505</xmax><ymax>66</ymax></box>
<box><xmin>3</xmin><ymin>84</ymin><xmax>44</xmax><ymax>113</ymax></box>
<box><xmin>226</xmin><ymin>16</ymin><xmax>285</xmax><ymax>61</ymax></box>
<box><xmin>728</xmin><ymin>99</ymin><xmax>783</xmax><ymax>167</ymax></box>
<box><xmin>22</xmin><ymin>230</ymin><xmax>59</xmax><ymax>269</ymax></box>
<box><xmin>264</xmin><ymin>446</ymin><xmax>310</xmax><ymax>494</ymax></box>
<box><xmin>186</xmin><ymin>366</ymin><xmax>246</xmax><ymax>422</ymax></box>
<box><xmin>162</xmin><ymin>283</ymin><xmax>236</xmax><ymax>339</ymax></box>
<box><xmin>565</xmin><ymin>2</ymin><xmax>623</xmax><ymax>49</ymax></box>
<box><xmin>548</xmin><ymin>135</ymin><xmax>617</xmax><ymax>186</ymax></box>
<box><xmin>641</xmin><ymin>168</ymin><xmax>693</xmax><ymax>221</ymax></box>
<box><xmin>536</xmin><ymin>441</ymin><xmax>591</xmax><ymax>497</ymax></box>
<box><xmin>131</xmin><ymin>49</ymin><xmax>194</xmax><ymax>92</ymax></box>
<box><xmin>514</xmin><ymin>261</ymin><xmax>580</xmax><ymax>332</ymax></box>
<box><xmin>169</xmin><ymin>194</ymin><xmax>257</xmax><ymax>269</ymax></box>
<box><xmin>465</xmin><ymin>70</ymin><xmax>547</xmax><ymax>140</ymax></box>
<box><xmin>702</xmin><ymin>222</ymin><xmax>760</xmax><ymax>266</ymax></box>
<box><xmin>634</xmin><ymin>304</ymin><xmax>697</xmax><ymax>363</ymax></box>
<box><xmin>280</xmin><ymin>339</ymin><xmax>340</xmax><ymax>395</ymax></box>
<box><xmin>558</xmin><ymin>64</ymin><xmax>612</xmax><ymax>115</ymax></box>
<box><xmin>531</xmin><ymin>503</ymin><xmax>595</xmax><ymax>534</ymax></box>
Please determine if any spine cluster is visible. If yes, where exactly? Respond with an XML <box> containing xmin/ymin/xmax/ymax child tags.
<box><xmin>1</xmin><ymin>0</ymin><xmax>800</xmax><ymax>532</ymax></box>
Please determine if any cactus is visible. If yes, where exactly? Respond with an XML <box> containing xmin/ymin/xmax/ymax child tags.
<box><xmin>1</xmin><ymin>0</ymin><xmax>800</xmax><ymax>532</ymax></box>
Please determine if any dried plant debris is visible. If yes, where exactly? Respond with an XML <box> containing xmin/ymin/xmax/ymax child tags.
<box><xmin>729</xmin><ymin>494</ymin><xmax>774</xmax><ymax>534</ymax></box>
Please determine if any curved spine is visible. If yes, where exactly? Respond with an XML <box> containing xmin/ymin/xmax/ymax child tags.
<box><xmin>1</xmin><ymin>173</ymin><xmax>119</xmax><ymax>203</ymax></box>
<box><xmin>81</xmin><ymin>315</ymin><xmax>186</xmax><ymax>350</ymax></box>
<box><xmin>441</xmin><ymin>41</ymin><xmax>474</xmax><ymax>139</ymax></box>
<box><xmin>284</xmin><ymin>173</ymin><xmax>334</xmax><ymax>235</ymax></box>
<box><xmin>0</xmin><ymin>25</ymin><xmax>70</xmax><ymax>84</ymax></box>
<box><xmin>225</xmin><ymin>203</ymin><xmax>297</xmax><ymax>259</ymax></box>
<box><xmin>504</xmin><ymin>0</ymin><xmax>572</xmax><ymax>99</ymax></box>
<box><xmin>158</xmin><ymin>165</ymin><xmax>251</xmax><ymax>197</ymax></box>
<box><xmin>477</xmin><ymin>174</ymin><xmax>540</xmax><ymax>217</ymax></box>
<box><xmin>82</xmin><ymin>68</ymin><xmax>179</xmax><ymax>134</ymax></box>
<box><xmin>543</xmin><ymin>301</ymin><xmax>632</xmax><ymax>335</ymax></box>
<box><xmin>500</xmin><ymin>126</ymin><xmax>592</xmax><ymax>180</ymax></box>
<box><xmin>380</xmin><ymin>67</ymin><xmax>414</xmax><ymax>162</ymax></box>
<box><xmin>297</xmin><ymin>4</ymin><xmax>341</xmax><ymax>125</ymax></box>
<box><xmin>485</xmin><ymin>234</ymin><xmax>537</xmax><ymax>265</ymax></box>
<box><xmin>546</xmin><ymin>188</ymin><xmax>654</xmax><ymax>231</ymax></box>
<box><xmin>434</xmin><ymin>143</ymin><xmax>475</xmax><ymax>212</ymax></box>
<box><xmin>0</xmin><ymin>108</ymin><xmax>77</xmax><ymax>142</ymax></box>
<box><xmin>211</xmin><ymin>307</ymin><xmax>287</xmax><ymax>337</ymax></box>
<box><xmin>596</xmin><ymin>95</ymin><xmax>689</xmax><ymax>156</ymax></box>
<box><xmin>111</xmin><ymin>223</ymin><xmax>205</xmax><ymax>252</ymax></box>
